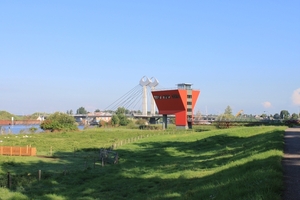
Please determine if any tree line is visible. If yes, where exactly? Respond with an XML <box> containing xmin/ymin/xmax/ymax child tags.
<box><xmin>219</xmin><ymin>106</ymin><xmax>299</xmax><ymax>120</ymax></box>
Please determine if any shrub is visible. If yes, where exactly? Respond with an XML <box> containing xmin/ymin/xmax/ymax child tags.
<box><xmin>118</xmin><ymin>114</ymin><xmax>130</xmax><ymax>126</ymax></box>
<box><xmin>135</xmin><ymin>119</ymin><xmax>148</xmax><ymax>125</ymax></box>
<box><xmin>40</xmin><ymin>112</ymin><xmax>78</xmax><ymax>132</ymax></box>
<box><xmin>139</xmin><ymin>125</ymin><xmax>162</xmax><ymax>130</ymax></box>
<box><xmin>29</xmin><ymin>127</ymin><xmax>38</xmax><ymax>133</ymax></box>
<box><xmin>285</xmin><ymin>120</ymin><xmax>300</xmax><ymax>127</ymax></box>
<box><xmin>111</xmin><ymin>115</ymin><xmax>120</xmax><ymax>127</ymax></box>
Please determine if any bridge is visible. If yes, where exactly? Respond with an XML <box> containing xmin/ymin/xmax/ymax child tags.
<box><xmin>73</xmin><ymin>77</ymin><xmax>180</xmax><ymax>125</ymax></box>
<box><xmin>72</xmin><ymin>113</ymin><xmax>175</xmax><ymax>125</ymax></box>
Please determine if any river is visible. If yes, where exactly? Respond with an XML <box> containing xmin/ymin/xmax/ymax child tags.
<box><xmin>0</xmin><ymin>125</ymin><xmax>84</xmax><ymax>134</ymax></box>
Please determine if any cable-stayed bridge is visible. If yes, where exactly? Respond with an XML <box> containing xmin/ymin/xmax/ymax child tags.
<box><xmin>104</xmin><ymin>76</ymin><xmax>160</xmax><ymax>116</ymax></box>
<box><xmin>74</xmin><ymin>76</ymin><xmax>175</xmax><ymax>125</ymax></box>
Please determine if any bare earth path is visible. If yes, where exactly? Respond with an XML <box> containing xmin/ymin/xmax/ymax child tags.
<box><xmin>282</xmin><ymin>127</ymin><xmax>300</xmax><ymax>200</ymax></box>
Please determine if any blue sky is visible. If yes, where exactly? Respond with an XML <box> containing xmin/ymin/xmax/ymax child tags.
<box><xmin>1</xmin><ymin>1</ymin><xmax>299</xmax><ymax>116</ymax></box>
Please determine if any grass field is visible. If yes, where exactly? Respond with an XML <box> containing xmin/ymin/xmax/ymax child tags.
<box><xmin>0</xmin><ymin>125</ymin><xmax>286</xmax><ymax>200</ymax></box>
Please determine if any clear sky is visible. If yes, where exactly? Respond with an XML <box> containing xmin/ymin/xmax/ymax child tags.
<box><xmin>1</xmin><ymin>1</ymin><xmax>299</xmax><ymax>116</ymax></box>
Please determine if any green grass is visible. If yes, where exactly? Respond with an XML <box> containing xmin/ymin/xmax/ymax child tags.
<box><xmin>0</xmin><ymin>126</ymin><xmax>286</xmax><ymax>200</ymax></box>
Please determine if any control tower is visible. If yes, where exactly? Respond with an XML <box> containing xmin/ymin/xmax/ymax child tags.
<box><xmin>151</xmin><ymin>83</ymin><xmax>200</xmax><ymax>129</ymax></box>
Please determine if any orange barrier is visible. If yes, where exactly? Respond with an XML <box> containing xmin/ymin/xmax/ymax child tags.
<box><xmin>0</xmin><ymin>146</ymin><xmax>36</xmax><ymax>156</ymax></box>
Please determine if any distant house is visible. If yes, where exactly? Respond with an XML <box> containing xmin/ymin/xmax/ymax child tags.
<box><xmin>36</xmin><ymin>116</ymin><xmax>44</xmax><ymax>121</ymax></box>
<box><xmin>90</xmin><ymin>112</ymin><xmax>112</xmax><ymax>123</ymax></box>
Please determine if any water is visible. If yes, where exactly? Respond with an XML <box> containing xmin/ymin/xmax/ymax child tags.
<box><xmin>0</xmin><ymin>125</ymin><xmax>84</xmax><ymax>134</ymax></box>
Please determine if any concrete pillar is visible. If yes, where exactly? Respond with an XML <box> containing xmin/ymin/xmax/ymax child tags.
<box><xmin>142</xmin><ymin>85</ymin><xmax>147</xmax><ymax>115</ymax></box>
<box><xmin>163</xmin><ymin>114</ymin><xmax>168</xmax><ymax>130</ymax></box>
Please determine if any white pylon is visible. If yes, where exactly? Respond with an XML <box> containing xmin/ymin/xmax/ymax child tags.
<box><xmin>149</xmin><ymin>77</ymin><xmax>159</xmax><ymax>115</ymax></box>
<box><xmin>139</xmin><ymin>76</ymin><xmax>151</xmax><ymax>115</ymax></box>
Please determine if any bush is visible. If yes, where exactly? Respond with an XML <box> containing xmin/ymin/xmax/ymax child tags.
<box><xmin>118</xmin><ymin>114</ymin><xmax>130</xmax><ymax>126</ymax></box>
<box><xmin>139</xmin><ymin>125</ymin><xmax>162</xmax><ymax>130</ymax></box>
<box><xmin>29</xmin><ymin>127</ymin><xmax>38</xmax><ymax>133</ymax></box>
<box><xmin>285</xmin><ymin>120</ymin><xmax>300</xmax><ymax>127</ymax></box>
<box><xmin>135</xmin><ymin>119</ymin><xmax>148</xmax><ymax>125</ymax></box>
<box><xmin>40</xmin><ymin>112</ymin><xmax>78</xmax><ymax>132</ymax></box>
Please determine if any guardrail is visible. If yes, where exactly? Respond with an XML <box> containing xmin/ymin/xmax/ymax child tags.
<box><xmin>0</xmin><ymin>146</ymin><xmax>36</xmax><ymax>156</ymax></box>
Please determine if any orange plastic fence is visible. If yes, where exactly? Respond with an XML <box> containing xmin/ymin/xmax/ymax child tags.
<box><xmin>0</xmin><ymin>146</ymin><xmax>36</xmax><ymax>156</ymax></box>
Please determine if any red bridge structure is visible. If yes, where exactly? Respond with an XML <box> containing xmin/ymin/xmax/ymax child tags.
<box><xmin>152</xmin><ymin>83</ymin><xmax>200</xmax><ymax>129</ymax></box>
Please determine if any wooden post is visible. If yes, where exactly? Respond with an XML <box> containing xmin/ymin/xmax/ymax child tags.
<box><xmin>26</xmin><ymin>145</ymin><xmax>28</xmax><ymax>154</ymax></box>
<box><xmin>38</xmin><ymin>170</ymin><xmax>41</xmax><ymax>181</ymax></box>
<box><xmin>19</xmin><ymin>147</ymin><xmax>21</xmax><ymax>156</ymax></box>
<box><xmin>114</xmin><ymin>153</ymin><xmax>119</xmax><ymax>164</ymax></box>
<box><xmin>7</xmin><ymin>172</ymin><xmax>11</xmax><ymax>188</ymax></box>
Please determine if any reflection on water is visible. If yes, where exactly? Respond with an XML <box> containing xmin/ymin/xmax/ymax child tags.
<box><xmin>0</xmin><ymin>125</ymin><xmax>84</xmax><ymax>134</ymax></box>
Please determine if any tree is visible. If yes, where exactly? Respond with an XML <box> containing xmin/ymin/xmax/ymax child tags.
<box><xmin>95</xmin><ymin>109</ymin><xmax>100</xmax><ymax>112</ymax></box>
<box><xmin>273</xmin><ymin>113</ymin><xmax>280</xmax><ymax>120</ymax></box>
<box><xmin>116</xmin><ymin>107</ymin><xmax>126</xmax><ymax>115</ymax></box>
<box><xmin>220</xmin><ymin>105</ymin><xmax>234</xmax><ymax>120</ymax></box>
<box><xmin>118</xmin><ymin>114</ymin><xmax>130</xmax><ymax>126</ymax></box>
<box><xmin>261</xmin><ymin>113</ymin><xmax>267</xmax><ymax>119</ymax></box>
<box><xmin>0</xmin><ymin>111</ymin><xmax>19</xmax><ymax>120</ymax></box>
<box><xmin>76</xmin><ymin>107</ymin><xmax>88</xmax><ymax>114</ymax></box>
<box><xmin>280</xmin><ymin>110</ymin><xmax>290</xmax><ymax>120</ymax></box>
<box><xmin>66</xmin><ymin>110</ymin><xmax>73</xmax><ymax>115</ymax></box>
<box><xmin>224</xmin><ymin>106</ymin><xmax>233</xmax><ymax>115</ymax></box>
<box><xmin>114</xmin><ymin>107</ymin><xmax>130</xmax><ymax>126</ymax></box>
<box><xmin>291</xmin><ymin>113</ymin><xmax>299</xmax><ymax>120</ymax></box>
<box><xmin>40</xmin><ymin>112</ymin><xmax>78</xmax><ymax>132</ymax></box>
<box><xmin>111</xmin><ymin>115</ymin><xmax>120</xmax><ymax>127</ymax></box>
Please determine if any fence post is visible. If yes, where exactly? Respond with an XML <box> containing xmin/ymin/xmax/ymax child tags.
<box><xmin>38</xmin><ymin>170</ymin><xmax>41</xmax><ymax>181</ymax></box>
<box><xmin>7</xmin><ymin>172</ymin><xmax>11</xmax><ymax>188</ymax></box>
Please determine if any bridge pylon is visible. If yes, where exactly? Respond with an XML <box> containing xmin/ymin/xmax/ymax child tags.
<box><xmin>139</xmin><ymin>76</ymin><xmax>159</xmax><ymax>116</ymax></box>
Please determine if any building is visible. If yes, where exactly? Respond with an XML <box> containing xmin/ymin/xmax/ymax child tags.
<box><xmin>152</xmin><ymin>83</ymin><xmax>200</xmax><ymax>129</ymax></box>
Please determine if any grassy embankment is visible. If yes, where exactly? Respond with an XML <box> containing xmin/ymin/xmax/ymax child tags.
<box><xmin>0</xmin><ymin>125</ymin><xmax>286</xmax><ymax>200</ymax></box>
